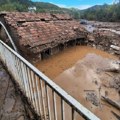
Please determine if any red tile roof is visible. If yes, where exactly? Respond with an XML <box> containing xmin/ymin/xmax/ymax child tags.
<box><xmin>1</xmin><ymin>12</ymin><xmax>87</xmax><ymax>55</ymax></box>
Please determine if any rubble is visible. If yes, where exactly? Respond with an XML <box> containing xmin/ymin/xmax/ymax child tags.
<box><xmin>86</xmin><ymin>21</ymin><xmax>120</xmax><ymax>56</ymax></box>
<box><xmin>110</xmin><ymin>76</ymin><xmax>120</xmax><ymax>92</ymax></box>
<box><xmin>86</xmin><ymin>92</ymin><xmax>99</xmax><ymax>106</ymax></box>
<box><xmin>103</xmin><ymin>60</ymin><xmax>120</xmax><ymax>73</ymax></box>
<box><xmin>110</xmin><ymin>45</ymin><xmax>120</xmax><ymax>51</ymax></box>
<box><xmin>94</xmin><ymin>29</ymin><xmax>120</xmax><ymax>53</ymax></box>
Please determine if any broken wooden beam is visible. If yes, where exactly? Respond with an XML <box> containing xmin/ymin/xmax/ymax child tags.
<box><xmin>111</xmin><ymin>111</ymin><xmax>120</xmax><ymax>120</ymax></box>
<box><xmin>101</xmin><ymin>96</ymin><xmax>120</xmax><ymax>110</ymax></box>
<box><xmin>84</xmin><ymin>90</ymin><xmax>95</xmax><ymax>92</ymax></box>
<box><xmin>104</xmin><ymin>61</ymin><xmax>120</xmax><ymax>73</ymax></box>
<box><xmin>110</xmin><ymin>45</ymin><xmax>120</xmax><ymax>51</ymax></box>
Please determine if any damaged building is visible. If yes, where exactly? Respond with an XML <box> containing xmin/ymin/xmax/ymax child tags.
<box><xmin>0</xmin><ymin>12</ymin><xmax>87</xmax><ymax>60</ymax></box>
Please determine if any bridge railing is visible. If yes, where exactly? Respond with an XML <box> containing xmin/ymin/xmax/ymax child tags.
<box><xmin>0</xmin><ymin>40</ymin><xmax>100</xmax><ymax>120</ymax></box>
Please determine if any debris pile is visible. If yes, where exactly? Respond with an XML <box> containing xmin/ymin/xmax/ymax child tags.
<box><xmin>86</xmin><ymin>92</ymin><xmax>99</xmax><ymax>106</ymax></box>
<box><xmin>95</xmin><ymin>22</ymin><xmax>120</xmax><ymax>31</ymax></box>
<box><xmin>110</xmin><ymin>76</ymin><xmax>120</xmax><ymax>92</ymax></box>
<box><xmin>94</xmin><ymin>29</ymin><xmax>120</xmax><ymax>54</ymax></box>
<box><xmin>86</xmin><ymin>21</ymin><xmax>120</xmax><ymax>56</ymax></box>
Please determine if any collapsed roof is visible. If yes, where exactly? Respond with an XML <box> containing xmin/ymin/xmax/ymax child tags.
<box><xmin>0</xmin><ymin>12</ymin><xmax>87</xmax><ymax>58</ymax></box>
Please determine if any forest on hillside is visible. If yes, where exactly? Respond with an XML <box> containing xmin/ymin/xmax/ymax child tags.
<box><xmin>0</xmin><ymin>0</ymin><xmax>81</xmax><ymax>19</ymax></box>
<box><xmin>80</xmin><ymin>4</ymin><xmax>120</xmax><ymax>22</ymax></box>
<box><xmin>0</xmin><ymin>0</ymin><xmax>62</xmax><ymax>12</ymax></box>
<box><xmin>0</xmin><ymin>0</ymin><xmax>120</xmax><ymax>22</ymax></box>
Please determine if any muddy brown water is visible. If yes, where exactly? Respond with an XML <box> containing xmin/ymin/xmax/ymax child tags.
<box><xmin>34</xmin><ymin>46</ymin><xmax>119</xmax><ymax>120</ymax></box>
<box><xmin>35</xmin><ymin>46</ymin><xmax>117</xmax><ymax>79</ymax></box>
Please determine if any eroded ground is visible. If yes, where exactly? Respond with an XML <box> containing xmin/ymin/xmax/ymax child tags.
<box><xmin>0</xmin><ymin>62</ymin><xmax>34</xmax><ymax>120</ymax></box>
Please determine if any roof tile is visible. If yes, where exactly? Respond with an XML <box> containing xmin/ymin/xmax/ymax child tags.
<box><xmin>2</xmin><ymin>12</ymin><xmax>87</xmax><ymax>54</ymax></box>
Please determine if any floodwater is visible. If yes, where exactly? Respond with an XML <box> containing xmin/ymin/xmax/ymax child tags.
<box><xmin>55</xmin><ymin>53</ymin><xmax>119</xmax><ymax>120</ymax></box>
<box><xmin>35</xmin><ymin>46</ymin><xmax>117</xmax><ymax>79</ymax></box>
<box><xmin>34</xmin><ymin>46</ymin><xmax>119</xmax><ymax>120</ymax></box>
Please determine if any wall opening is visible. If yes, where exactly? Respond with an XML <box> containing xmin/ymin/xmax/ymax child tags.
<box><xmin>76</xmin><ymin>38</ymin><xmax>86</xmax><ymax>45</ymax></box>
<box><xmin>66</xmin><ymin>40</ymin><xmax>76</xmax><ymax>47</ymax></box>
<box><xmin>59</xmin><ymin>43</ymin><xmax>64</xmax><ymax>51</ymax></box>
<box><xmin>41</xmin><ymin>48</ymin><xmax>51</xmax><ymax>59</ymax></box>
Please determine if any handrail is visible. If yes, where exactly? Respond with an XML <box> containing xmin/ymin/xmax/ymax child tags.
<box><xmin>0</xmin><ymin>21</ymin><xmax>18</xmax><ymax>52</ymax></box>
<box><xmin>0</xmin><ymin>39</ymin><xmax>100</xmax><ymax>120</ymax></box>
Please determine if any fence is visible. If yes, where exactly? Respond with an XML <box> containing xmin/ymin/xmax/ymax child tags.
<box><xmin>0</xmin><ymin>39</ymin><xmax>100</xmax><ymax>120</ymax></box>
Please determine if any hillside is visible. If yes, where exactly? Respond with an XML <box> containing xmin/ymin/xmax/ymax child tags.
<box><xmin>0</xmin><ymin>0</ymin><xmax>62</xmax><ymax>12</ymax></box>
<box><xmin>0</xmin><ymin>0</ymin><xmax>81</xmax><ymax>19</ymax></box>
<box><xmin>80</xmin><ymin>3</ymin><xmax>120</xmax><ymax>22</ymax></box>
<box><xmin>0</xmin><ymin>0</ymin><xmax>120</xmax><ymax>22</ymax></box>
<box><xmin>0</xmin><ymin>0</ymin><xmax>33</xmax><ymax>11</ymax></box>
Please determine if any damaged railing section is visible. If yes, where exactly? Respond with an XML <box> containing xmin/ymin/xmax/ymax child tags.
<box><xmin>0</xmin><ymin>22</ymin><xmax>18</xmax><ymax>52</ymax></box>
<box><xmin>0</xmin><ymin>40</ymin><xmax>100</xmax><ymax>120</ymax></box>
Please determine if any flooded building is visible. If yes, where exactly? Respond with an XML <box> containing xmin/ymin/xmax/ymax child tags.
<box><xmin>0</xmin><ymin>12</ymin><xmax>87</xmax><ymax>60</ymax></box>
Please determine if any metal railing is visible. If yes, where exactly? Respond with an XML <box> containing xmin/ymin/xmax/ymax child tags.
<box><xmin>0</xmin><ymin>39</ymin><xmax>100</xmax><ymax>120</ymax></box>
<box><xmin>0</xmin><ymin>22</ymin><xmax>18</xmax><ymax>52</ymax></box>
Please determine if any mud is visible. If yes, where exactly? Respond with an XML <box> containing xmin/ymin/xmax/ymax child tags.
<box><xmin>35</xmin><ymin>46</ymin><xmax>119</xmax><ymax>120</ymax></box>
<box><xmin>35</xmin><ymin>46</ymin><xmax>117</xmax><ymax>79</ymax></box>
<box><xmin>55</xmin><ymin>53</ymin><xmax>120</xmax><ymax>120</ymax></box>
<box><xmin>34</xmin><ymin>21</ymin><xmax>120</xmax><ymax>119</ymax></box>
<box><xmin>0</xmin><ymin>62</ymin><xmax>34</xmax><ymax>120</ymax></box>
<box><xmin>0</xmin><ymin>63</ymin><xmax>26</xmax><ymax>120</ymax></box>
